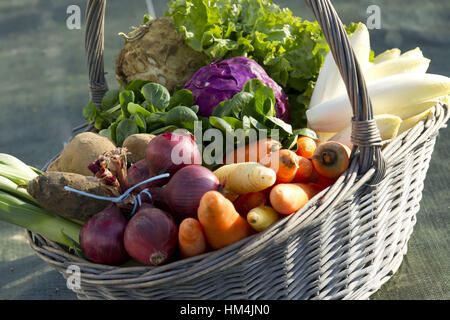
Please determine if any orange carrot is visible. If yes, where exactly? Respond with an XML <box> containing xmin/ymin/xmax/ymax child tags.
<box><xmin>315</xmin><ymin>176</ymin><xmax>338</xmax><ymax>191</ymax></box>
<box><xmin>292</xmin><ymin>156</ymin><xmax>313</xmax><ymax>182</ymax></box>
<box><xmin>294</xmin><ymin>182</ymin><xmax>321</xmax><ymax>199</ymax></box>
<box><xmin>312</xmin><ymin>141</ymin><xmax>351</xmax><ymax>179</ymax></box>
<box><xmin>269</xmin><ymin>183</ymin><xmax>309</xmax><ymax>215</ymax></box>
<box><xmin>233</xmin><ymin>191</ymin><xmax>267</xmax><ymax>217</ymax></box>
<box><xmin>296</xmin><ymin>136</ymin><xmax>317</xmax><ymax>159</ymax></box>
<box><xmin>224</xmin><ymin>138</ymin><xmax>281</xmax><ymax>164</ymax></box>
<box><xmin>198</xmin><ymin>191</ymin><xmax>253</xmax><ymax>250</ymax></box>
<box><xmin>178</xmin><ymin>218</ymin><xmax>207</xmax><ymax>258</ymax></box>
<box><xmin>263</xmin><ymin>149</ymin><xmax>299</xmax><ymax>183</ymax></box>
<box><xmin>307</xmin><ymin>166</ymin><xmax>320</xmax><ymax>183</ymax></box>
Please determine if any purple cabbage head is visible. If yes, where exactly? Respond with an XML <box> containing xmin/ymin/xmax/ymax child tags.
<box><xmin>183</xmin><ymin>56</ymin><xmax>290</xmax><ymax>120</ymax></box>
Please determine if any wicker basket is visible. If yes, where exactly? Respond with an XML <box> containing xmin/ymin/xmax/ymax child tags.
<box><xmin>26</xmin><ymin>0</ymin><xmax>449</xmax><ymax>300</ymax></box>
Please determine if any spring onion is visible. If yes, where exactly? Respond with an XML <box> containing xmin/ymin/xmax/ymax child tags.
<box><xmin>0</xmin><ymin>153</ymin><xmax>82</xmax><ymax>246</ymax></box>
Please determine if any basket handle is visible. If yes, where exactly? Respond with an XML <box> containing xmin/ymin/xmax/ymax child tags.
<box><xmin>305</xmin><ymin>0</ymin><xmax>385</xmax><ymax>181</ymax></box>
<box><xmin>84</xmin><ymin>0</ymin><xmax>385</xmax><ymax>181</ymax></box>
<box><xmin>85</xmin><ymin>0</ymin><xmax>108</xmax><ymax>108</ymax></box>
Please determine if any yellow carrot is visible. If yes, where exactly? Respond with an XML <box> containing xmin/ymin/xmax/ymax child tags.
<box><xmin>247</xmin><ymin>206</ymin><xmax>280</xmax><ymax>232</ymax></box>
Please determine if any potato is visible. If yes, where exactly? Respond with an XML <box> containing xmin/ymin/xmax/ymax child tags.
<box><xmin>27</xmin><ymin>172</ymin><xmax>119</xmax><ymax>222</ymax></box>
<box><xmin>123</xmin><ymin>134</ymin><xmax>155</xmax><ymax>164</ymax></box>
<box><xmin>47</xmin><ymin>132</ymin><xmax>116</xmax><ymax>176</ymax></box>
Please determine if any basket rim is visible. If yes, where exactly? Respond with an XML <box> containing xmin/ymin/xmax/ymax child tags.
<box><xmin>26</xmin><ymin>103</ymin><xmax>449</xmax><ymax>289</ymax></box>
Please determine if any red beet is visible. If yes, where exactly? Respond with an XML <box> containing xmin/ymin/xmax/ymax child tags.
<box><xmin>124</xmin><ymin>204</ymin><xmax>178</xmax><ymax>266</ymax></box>
<box><xmin>79</xmin><ymin>205</ymin><xmax>129</xmax><ymax>265</ymax></box>
<box><xmin>145</xmin><ymin>131</ymin><xmax>201</xmax><ymax>177</ymax></box>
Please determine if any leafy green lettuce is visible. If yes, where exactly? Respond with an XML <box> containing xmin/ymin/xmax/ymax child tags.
<box><xmin>166</xmin><ymin>0</ymin><xmax>334</xmax><ymax>128</ymax></box>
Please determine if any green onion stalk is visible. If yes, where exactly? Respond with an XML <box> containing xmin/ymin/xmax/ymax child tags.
<box><xmin>0</xmin><ymin>153</ymin><xmax>81</xmax><ymax>247</ymax></box>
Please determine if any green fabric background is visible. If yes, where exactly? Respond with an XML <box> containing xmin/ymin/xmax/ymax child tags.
<box><xmin>0</xmin><ymin>0</ymin><xmax>448</xmax><ymax>299</ymax></box>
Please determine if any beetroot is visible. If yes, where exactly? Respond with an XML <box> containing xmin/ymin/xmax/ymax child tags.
<box><xmin>124</xmin><ymin>204</ymin><xmax>178</xmax><ymax>266</ymax></box>
<box><xmin>79</xmin><ymin>205</ymin><xmax>129</xmax><ymax>265</ymax></box>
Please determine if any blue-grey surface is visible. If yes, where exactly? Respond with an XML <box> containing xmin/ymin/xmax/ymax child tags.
<box><xmin>0</xmin><ymin>0</ymin><xmax>448</xmax><ymax>300</ymax></box>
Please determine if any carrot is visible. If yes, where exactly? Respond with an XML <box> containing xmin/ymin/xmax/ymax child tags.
<box><xmin>315</xmin><ymin>176</ymin><xmax>338</xmax><ymax>191</ymax></box>
<box><xmin>247</xmin><ymin>206</ymin><xmax>280</xmax><ymax>232</ymax></box>
<box><xmin>296</xmin><ymin>136</ymin><xmax>317</xmax><ymax>159</ymax></box>
<box><xmin>311</xmin><ymin>141</ymin><xmax>351</xmax><ymax>179</ymax></box>
<box><xmin>269</xmin><ymin>183</ymin><xmax>309</xmax><ymax>215</ymax></box>
<box><xmin>224</xmin><ymin>138</ymin><xmax>281</xmax><ymax>164</ymax></box>
<box><xmin>216</xmin><ymin>162</ymin><xmax>276</xmax><ymax>195</ymax></box>
<box><xmin>178</xmin><ymin>218</ymin><xmax>207</xmax><ymax>258</ymax></box>
<box><xmin>234</xmin><ymin>191</ymin><xmax>267</xmax><ymax>217</ymax></box>
<box><xmin>264</xmin><ymin>149</ymin><xmax>299</xmax><ymax>183</ymax></box>
<box><xmin>197</xmin><ymin>191</ymin><xmax>253</xmax><ymax>249</ymax></box>
<box><xmin>307</xmin><ymin>166</ymin><xmax>320</xmax><ymax>183</ymax></box>
<box><xmin>292</xmin><ymin>156</ymin><xmax>313</xmax><ymax>182</ymax></box>
<box><xmin>293</xmin><ymin>183</ymin><xmax>321</xmax><ymax>199</ymax></box>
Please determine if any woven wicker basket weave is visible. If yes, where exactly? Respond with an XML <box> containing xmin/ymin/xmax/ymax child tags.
<box><xmin>26</xmin><ymin>0</ymin><xmax>449</xmax><ymax>300</ymax></box>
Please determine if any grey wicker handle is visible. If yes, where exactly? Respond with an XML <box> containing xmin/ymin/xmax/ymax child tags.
<box><xmin>305</xmin><ymin>0</ymin><xmax>385</xmax><ymax>182</ymax></box>
<box><xmin>85</xmin><ymin>0</ymin><xmax>108</xmax><ymax>108</ymax></box>
<box><xmin>84</xmin><ymin>0</ymin><xmax>385</xmax><ymax>180</ymax></box>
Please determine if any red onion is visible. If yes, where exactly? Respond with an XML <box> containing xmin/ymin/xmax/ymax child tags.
<box><xmin>124</xmin><ymin>204</ymin><xmax>178</xmax><ymax>266</ymax></box>
<box><xmin>127</xmin><ymin>159</ymin><xmax>168</xmax><ymax>192</ymax></box>
<box><xmin>151</xmin><ymin>165</ymin><xmax>220</xmax><ymax>222</ymax></box>
<box><xmin>145</xmin><ymin>131</ymin><xmax>202</xmax><ymax>177</ymax></box>
<box><xmin>79</xmin><ymin>205</ymin><xmax>129</xmax><ymax>265</ymax></box>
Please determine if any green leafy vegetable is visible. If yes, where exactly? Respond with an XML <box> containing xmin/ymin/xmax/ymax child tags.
<box><xmin>166</xmin><ymin>0</ymin><xmax>360</xmax><ymax>128</ymax></box>
<box><xmin>142</xmin><ymin>83</ymin><xmax>171</xmax><ymax>110</ymax></box>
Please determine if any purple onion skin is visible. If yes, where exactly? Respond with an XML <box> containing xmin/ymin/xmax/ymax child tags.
<box><xmin>124</xmin><ymin>204</ymin><xmax>178</xmax><ymax>266</ymax></box>
<box><xmin>145</xmin><ymin>131</ymin><xmax>202</xmax><ymax>178</ymax></box>
<box><xmin>158</xmin><ymin>165</ymin><xmax>220</xmax><ymax>222</ymax></box>
<box><xmin>80</xmin><ymin>205</ymin><xmax>129</xmax><ymax>265</ymax></box>
<box><xmin>127</xmin><ymin>159</ymin><xmax>168</xmax><ymax>192</ymax></box>
<box><xmin>183</xmin><ymin>56</ymin><xmax>290</xmax><ymax>120</ymax></box>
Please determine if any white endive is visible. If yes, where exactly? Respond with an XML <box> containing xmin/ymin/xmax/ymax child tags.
<box><xmin>401</xmin><ymin>47</ymin><xmax>424</xmax><ymax>59</ymax></box>
<box><xmin>372</xmin><ymin>48</ymin><xmax>401</xmax><ymax>64</ymax></box>
<box><xmin>309</xmin><ymin>23</ymin><xmax>371</xmax><ymax>109</ymax></box>
<box><xmin>365</xmin><ymin>55</ymin><xmax>430</xmax><ymax>82</ymax></box>
<box><xmin>307</xmin><ymin>73</ymin><xmax>450</xmax><ymax>132</ymax></box>
<box><xmin>330</xmin><ymin>114</ymin><xmax>402</xmax><ymax>149</ymax></box>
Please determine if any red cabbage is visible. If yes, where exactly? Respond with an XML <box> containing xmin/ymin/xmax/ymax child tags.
<box><xmin>183</xmin><ymin>56</ymin><xmax>289</xmax><ymax>120</ymax></box>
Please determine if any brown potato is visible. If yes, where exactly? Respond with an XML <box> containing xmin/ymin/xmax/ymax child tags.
<box><xmin>123</xmin><ymin>134</ymin><xmax>155</xmax><ymax>164</ymax></box>
<box><xmin>47</xmin><ymin>132</ymin><xmax>116</xmax><ymax>176</ymax></box>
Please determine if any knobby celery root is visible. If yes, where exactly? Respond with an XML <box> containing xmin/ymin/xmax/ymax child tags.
<box><xmin>116</xmin><ymin>17</ymin><xmax>207</xmax><ymax>93</ymax></box>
